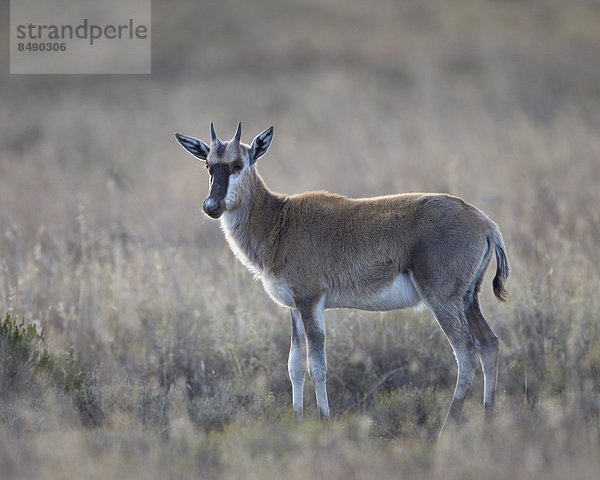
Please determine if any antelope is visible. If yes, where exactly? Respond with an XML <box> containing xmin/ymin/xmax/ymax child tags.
<box><xmin>174</xmin><ymin>123</ymin><xmax>510</xmax><ymax>432</ymax></box>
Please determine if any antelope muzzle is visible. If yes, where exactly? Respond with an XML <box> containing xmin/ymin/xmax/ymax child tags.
<box><xmin>203</xmin><ymin>163</ymin><xmax>230</xmax><ymax>218</ymax></box>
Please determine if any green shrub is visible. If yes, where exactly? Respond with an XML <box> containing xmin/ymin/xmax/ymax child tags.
<box><xmin>0</xmin><ymin>313</ymin><xmax>53</xmax><ymax>396</ymax></box>
<box><xmin>0</xmin><ymin>312</ymin><xmax>105</xmax><ymax>427</ymax></box>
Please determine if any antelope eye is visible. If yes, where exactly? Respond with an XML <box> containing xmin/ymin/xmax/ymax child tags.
<box><xmin>231</xmin><ymin>161</ymin><xmax>244</xmax><ymax>173</ymax></box>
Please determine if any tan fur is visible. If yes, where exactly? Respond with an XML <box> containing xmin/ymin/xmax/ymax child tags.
<box><xmin>223</xmin><ymin>167</ymin><xmax>503</xmax><ymax>307</ymax></box>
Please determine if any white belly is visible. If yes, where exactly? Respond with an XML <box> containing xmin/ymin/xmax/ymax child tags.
<box><xmin>325</xmin><ymin>272</ymin><xmax>422</xmax><ymax>311</ymax></box>
<box><xmin>261</xmin><ymin>273</ymin><xmax>421</xmax><ymax>312</ymax></box>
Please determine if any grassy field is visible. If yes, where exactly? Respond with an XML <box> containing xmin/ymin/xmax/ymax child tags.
<box><xmin>1</xmin><ymin>0</ymin><xmax>600</xmax><ymax>478</ymax></box>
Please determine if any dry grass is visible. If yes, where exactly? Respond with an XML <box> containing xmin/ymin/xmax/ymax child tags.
<box><xmin>1</xmin><ymin>0</ymin><xmax>599</xmax><ymax>478</ymax></box>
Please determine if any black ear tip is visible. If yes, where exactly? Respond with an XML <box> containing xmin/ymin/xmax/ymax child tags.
<box><xmin>174</xmin><ymin>133</ymin><xmax>184</xmax><ymax>141</ymax></box>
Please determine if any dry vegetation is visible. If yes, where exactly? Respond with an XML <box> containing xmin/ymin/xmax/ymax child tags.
<box><xmin>1</xmin><ymin>0</ymin><xmax>600</xmax><ymax>478</ymax></box>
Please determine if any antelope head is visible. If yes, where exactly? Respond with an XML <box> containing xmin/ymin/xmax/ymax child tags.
<box><xmin>175</xmin><ymin>122</ymin><xmax>274</xmax><ymax>218</ymax></box>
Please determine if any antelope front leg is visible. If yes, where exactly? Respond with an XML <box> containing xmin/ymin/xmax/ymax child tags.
<box><xmin>288</xmin><ymin>308</ymin><xmax>307</xmax><ymax>417</ymax></box>
<box><xmin>297</xmin><ymin>296</ymin><xmax>330</xmax><ymax>419</ymax></box>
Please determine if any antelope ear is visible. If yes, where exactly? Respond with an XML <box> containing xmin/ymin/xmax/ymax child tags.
<box><xmin>174</xmin><ymin>133</ymin><xmax>210</xmax><ymax>161</ymax></box>
<box><xmin>249</xmin><ymin>126</ymin><xmax>274</xmax><ymax>165</ymax></box>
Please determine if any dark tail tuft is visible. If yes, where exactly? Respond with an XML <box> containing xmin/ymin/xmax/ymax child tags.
<box><xmin>490</xmin><ymin>228</ymin><xmax>510</xmax><ymax>302</ymax></box>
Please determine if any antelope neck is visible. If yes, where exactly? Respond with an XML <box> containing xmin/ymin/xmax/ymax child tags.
<box><xmin>220</xmin><ymin>170</ymin><xmax>288</xmax><ymax>275</ymax></box>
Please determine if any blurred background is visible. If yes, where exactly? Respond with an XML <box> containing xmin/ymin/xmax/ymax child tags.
<box><xmin>1</xmin><ymin>0</ymin><xmax>599</xmax><ymax>478</ymax></box>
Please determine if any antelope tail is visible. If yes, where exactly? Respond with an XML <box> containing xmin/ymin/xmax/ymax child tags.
<box><xmin>489</xmin><ymin>226</ymin><xmax>510</xmax><ymax>302</ymax></box>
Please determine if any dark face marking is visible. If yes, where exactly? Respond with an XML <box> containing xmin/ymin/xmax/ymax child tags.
<box><xmin>203</xmin><ymin>163</ymin><xmax>230</xmax><ymax>218</ymax></box>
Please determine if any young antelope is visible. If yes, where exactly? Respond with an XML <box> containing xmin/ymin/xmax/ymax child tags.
<box><xmin>175</xmin><ymin>123</ymin><xmax>510</xmax><ymax>432</ymax></box>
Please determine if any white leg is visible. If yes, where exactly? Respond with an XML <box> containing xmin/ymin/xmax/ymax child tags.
<box><xmin>288</xmin><ymin>308</ymin><xmax>307</xmax><ymax>417</ymax></box>
<box><xmin>298</xmin><ymin>296</ymin><xmax>330</xmax><ymax>419</ymax></box>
